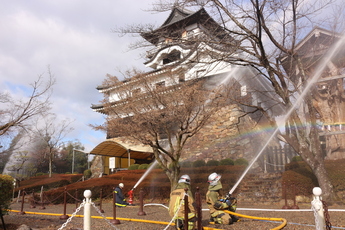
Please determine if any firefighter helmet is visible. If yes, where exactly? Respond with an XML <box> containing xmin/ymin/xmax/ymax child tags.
<box><xmin>178</xmin><ymin>174</ymin><xmax>191</xmax><ymax>184</ymax></box>
<box><xmin>208</xmin><ymin>172</ymin><xmax>221</xmax><ymax>186</ymax></box>
<box><xmin>119</xmin><ymin>183</ymin><xmax>124</xmax><ymax>188</ymax></box>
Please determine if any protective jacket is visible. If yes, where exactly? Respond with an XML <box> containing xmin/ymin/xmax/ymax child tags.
<box><xmin>206</xmin><ymin>182</ymin><xmax>229</xmax><ymax>214</ymax></box>
<box><xmin>114</xmin><ymin>186</ymin><xmax>129</xmax><ymax>207</ymax></box>
<box><xmin>168</xmin><ymin>182</ymin><xmax>196</xmax><ymax>219</ymax></box>
<box><xmin>206</xmin><ymin>181</ymin><xmax>237</xmax><ymax>224</ymax></box>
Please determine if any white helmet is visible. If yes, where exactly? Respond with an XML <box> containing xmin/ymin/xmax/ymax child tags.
<box><xmin>178</xmin><ymin>174</ymin><xmax>191</xmax><ymax>184</ymax></box>
<box><xmin>208</xmin><ymin>172</ymin><xmax>221</xmax><ymax>186</ymax></box>
<box><xmin>119</xmin><ymin>183</ymin><xmax>124</xmax><ymax>188</ymax></box>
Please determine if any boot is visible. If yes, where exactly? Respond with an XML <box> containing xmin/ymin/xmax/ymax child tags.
<box><xmin>231</xmin><ymin>215</ymin><xmax>240</xmax><ymax>222</ymax></box>
<box><xmin>209</xmin><ymin>216</ymin><xmax>215</xmax><ymax>224</ymax></box>
<box><xmin>176</xmin><ymin>219</ymin><xmax>184</xmax><ymax>230</ymax></box>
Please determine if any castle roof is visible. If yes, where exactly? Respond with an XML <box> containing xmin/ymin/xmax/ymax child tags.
<box><xmin>280</xmin><ymin>27</ymin><xmax>345</xmax><ymax>79</ymax></box>
<box><xmin>141</xmin><ymin>7</ymin><xmax>232</xmax><ymax>45</ymax></box>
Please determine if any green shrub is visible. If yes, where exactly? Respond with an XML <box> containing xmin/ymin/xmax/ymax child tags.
<box><xmin>285</xmin><ymin>159</ymin><xmax>312</xmax><ymax>171</ymax></box>
<box><xmin>219</xmin><ymin>158</ymin><xmax>234</xmax><ymax>166</ymax></box>
<box><xmin>0</xmin><ymin>174</ymin><xmax>14</xmax><ymax>214</ymax></box>
<box><xmin>206</xmin><ymin>160</ymin><xmax>219</xmax><ymax>166</ymax></box>
<box><xmin>36</xmin><ymin>172</ymin><xmax>46</xmax><ymax>176</ymax></box>
<box><xmin>128</xmin><ymin>164</ymin><xmax>139</xmax><ymax>170</ymax></box>
<box><xmin>138</xmin><ymin>164</ymin><xmax>149</xmax><ymax>170</ymax></box>
<box><xmin>149</xmin><ymin>162</ymin><xmax>161</xmax><ymax>169</ymax></box>
<box><xmin>83</xmin><ymin>169</ymin><xmax>92</xmax><ymax>179</ymax></box>
<box><xmin>291</xmin><ymin>155</ymin><xmax>303</xmax><ymax>162</ymax></box>
<box><xmin>180</xmin><ymin>161</ymin><xmax>193</xmax><ymax>168</ymax></box>
<box><xmin>192</xmin><ymin>160</ymin><xmax>206</xmax><ymax>168</ymax></box>
<box><xmin>234</xmin><ymin>158</ymin><xmax>248</xmax><ymax>166</ymax></box>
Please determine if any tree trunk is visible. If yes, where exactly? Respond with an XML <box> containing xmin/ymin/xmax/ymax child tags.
<box><xmin>309</xmin><ymin>157</ymin><xmax>334</xmax><ymax>201</ymax></box>
<box><xmin>49</xmin><ymin>152</ymin><xmax>53</xmax><ymax>178</ymax></box>
<box><xmin>153</xmin><ymin>148</ymin><xmax>181</xmax><ymax>192</ymax></box>
<box><xmin>284</xmin><ymin>110</ymin><xmax>335</xmax><ymax>201</ymax></box>
<box><xmin>301</xmin><ymin>146</ymin><xmax>334</xmax><ymax>201</ymax></box>
<box><xmin>166</xmin><ymin>164</ymin><xmax>180</xmax><ymax>192</ymax></box>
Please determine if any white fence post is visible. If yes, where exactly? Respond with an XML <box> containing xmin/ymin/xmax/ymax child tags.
<box><xmin>311</xmin><ymin>187</ymin><xmax>325</xmax><ymax>230</ymax></box>
<box><xmin>84</xmin><ymin>190</ymin><xmax>92</xmax><ymax>230</ymax></box>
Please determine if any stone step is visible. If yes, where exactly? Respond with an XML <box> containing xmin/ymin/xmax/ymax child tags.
<box><xmin>233</xmin><ymin>172</ymin><xmax>283</xmax><ymax>203</ymax></box>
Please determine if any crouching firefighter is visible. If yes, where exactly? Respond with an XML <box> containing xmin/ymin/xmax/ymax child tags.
<box><xmin>206</xmin><ymin>172</ymin><xmax>239</xmax><ymax>225</ymax></box>
<box><xmin>114</xmin><ymin>183</ymin><xmax>129</xmax><ymax>207</ymax></box>
<box><xmin>169</xmin><ymin>175</ymin><xmax>196</xmax><ymax>230</ymax></box>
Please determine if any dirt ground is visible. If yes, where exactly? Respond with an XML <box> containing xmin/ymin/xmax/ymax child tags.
<box><xmin>2</xmin><ymin>200</ymin><xmax>345</xmax><ymax>230</ymax></box>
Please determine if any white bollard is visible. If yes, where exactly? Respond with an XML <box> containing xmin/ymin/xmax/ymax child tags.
<box><xmin>311</xmin><ymin>187</ymin><xmax>325</xmax><ymax>230</ymax></box>
<box><xmin>84</xmin><ymin>190</ymin><xmax>92</xmax><ymax>230</ymax></box>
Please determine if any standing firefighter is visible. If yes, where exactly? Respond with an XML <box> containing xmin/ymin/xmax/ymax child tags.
<box><xmin>114</xmin><ymin>183</ymin><xmax>129</xmax><ymax>207</ymax></box>
<box><xmin>206</xmin><ymin>172</ymin><xmax>238</xmax><ymax>225</ymax></box>
<box><xmin>169</xmin><ymin>175</ymin><xmax>196</xmax><ymax>230</ymax></box>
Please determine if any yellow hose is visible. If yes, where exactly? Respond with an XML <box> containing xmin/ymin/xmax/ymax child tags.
<box><xmin>9</xmin><ymin>209</ymin><xmax>222</xmax><ymax>229</ymax></box>
<box><xmin>10</xmin><ymin>209</ymin><xmax>286</xmax><ymax>229</ymax></box>
<box><xmin>9</xmin><ymin>210</ymin><xmax>173</xmax><ymax>225</ymax></box>
<box><xmin>224</xmin><ymin>210</ymin><xmax>287</xmax><ymax>230</ymax></box>
<box><xmin>10</xmin><ymin>210</ymin><xmax>62</xmax><ymax>216</ymax></box>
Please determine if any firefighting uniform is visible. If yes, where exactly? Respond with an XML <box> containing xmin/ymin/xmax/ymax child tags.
<box><xmin>168</xmin><ymin>182</ymin><xmax>196</xmax><ymax>230</ymax></box>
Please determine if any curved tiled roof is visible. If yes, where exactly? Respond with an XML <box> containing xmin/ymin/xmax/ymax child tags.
<box><xmin>141</xmin><ymin>7</ymin><xmax>233</xmax><ymax>45</ymax></box>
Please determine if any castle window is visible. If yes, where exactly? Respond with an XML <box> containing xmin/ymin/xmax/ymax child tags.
<box><xmin>163</xmin><ymin>51</ymin><xmax>181</xmax><ymax>65</ymax></box>
<box><xmin>179</xmin><ymin>74</ymin><xmax>185</xmax><ymax>83</ymax></box>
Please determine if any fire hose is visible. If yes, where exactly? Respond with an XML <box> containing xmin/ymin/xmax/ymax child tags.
<box><xmin>220</xmin><ymin>193</ymin><xmax>286</xmax><ymax>230</ymax></box>
<box><xmin>224</xmin><ymin>210</ymin><xmax>287</xmax><ymax>230</ymax></box>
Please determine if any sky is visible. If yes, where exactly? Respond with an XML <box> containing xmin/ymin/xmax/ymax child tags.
<box><xmin>1</xmin><ymin>1</ymin><xmax>343</xmax><ymax>154</ymax></box>
<box><xmin>0</xmin><ymin>0</ymin><xmax>168</xmax><ymax>152</ymax></box>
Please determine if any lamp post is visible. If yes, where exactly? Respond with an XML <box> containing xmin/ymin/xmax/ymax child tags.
<box><xmin>72</xmin><ymin>149</ymin><xmax>75</xmax><ymax>173</ymax></box>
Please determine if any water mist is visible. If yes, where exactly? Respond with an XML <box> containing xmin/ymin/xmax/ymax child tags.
<box><xmin>229</xmin><ymin>36</ymin><xmax>345</xmax><ymax>195</ymax></box>
<box><xmin>132</xmin><ymin>160</ymin><xmax>158</xmax><ymax>190</ymax></box>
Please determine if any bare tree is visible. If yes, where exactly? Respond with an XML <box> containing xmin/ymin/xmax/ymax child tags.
<box><xmin>111</xmin><ymin>0</ymin><xmax>345</xmax><ymax>200</ymax></box>
<box><xmin>168</xmin><ymin>0</ymin><xmax>342</xmax><ymax>200</ymax></box>
<box><xmin>92</xmin><ymin>70</ymin><xmax>228</xmax><ymax>189</ymax></box>
<box><xmin>33</xmin><ymin>116</ymin><xmax>74</xmax><ymax>177</ymax></box>
<box><xmin>0</xmin><ymin>70</ymin><xmax>54</xmax><ymax>140</ymax></box>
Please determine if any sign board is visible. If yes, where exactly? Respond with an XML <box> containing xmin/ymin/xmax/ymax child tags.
<box><xmin>109</xmin><ymin>157</ymin><xmax>116</xmax><ymax>169</ymax></box>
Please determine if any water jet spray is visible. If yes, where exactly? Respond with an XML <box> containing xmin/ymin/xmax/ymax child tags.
<box><xmin>132</xmin><ymin>160</ymin><xmax>158</xmax><ymax>190</ymax></box>
<box><xmin>228</xmin><ymin>36</ymin><xmax>345</xmax><ymax>195</ymax></box>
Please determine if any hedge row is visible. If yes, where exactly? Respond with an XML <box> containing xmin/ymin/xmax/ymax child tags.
<box><xmin>128</xmin><ymin>158</ymin><xmax>249</xmax><ymax>170</ymax></box>
<box><xmin>180</xmin><ymin>158</ymin><xmax>249</xmax><ymax>168</ymax></box>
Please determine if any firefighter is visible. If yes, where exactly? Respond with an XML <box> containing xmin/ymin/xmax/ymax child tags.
<box><xmin>169</xmin><ymin>175</ymin><xmax>196</xmax><ymax>230</ymax></box>
<box><xmin>114</xmin><ymin>183</ymin><xmax>129</xmax><ymax>207</ymax></box>
<box><xmin>206</xmin><ymin>172</ymin><xmax>238</xmax><ymax>225</ymax></box>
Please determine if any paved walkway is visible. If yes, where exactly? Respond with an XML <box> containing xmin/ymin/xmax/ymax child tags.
<box><xmin>7</xmin><ymin>199</ymin><xmax>345</xmax><ymax>230</ymax></box>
